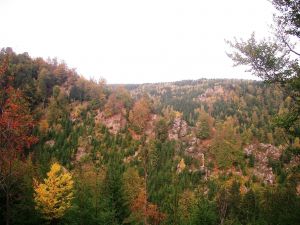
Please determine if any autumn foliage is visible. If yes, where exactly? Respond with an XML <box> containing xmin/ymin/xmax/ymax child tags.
<box><xmin>1</xmin><ymin>46</ymin><xmax>300</xmax><ymax>225</ymax></box>
<box><xmin>0</xmin><ymin>56</ymin><xmax>38</xmax><ymax>153</ymax></box>
<box><xmin>130</xmin><ymin>188</ymin><xmax>166</xmax><ymax>225</ymax></box>
<box><xmin>34</xmin><ymin>163</ymin><xmax>74</xmax><ymax>221</ymax></box>
<box><xmin>123</xmin><ymin>168</ymin><xmax>165</xmax><ymax>224</ymax></box>
<box><xmin>0</xmin><ymin>55</ymin><xmax>38</xmax><ymax>225</ymax></box>
<box><xmin>129</xmin><ymin>97</ymin><xmax>151</xmax><ymax>134</ymax></box>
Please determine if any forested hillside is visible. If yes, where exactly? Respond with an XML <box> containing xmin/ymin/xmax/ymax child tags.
<box><xmin>0</xmin><ymin>47</ymin><xmax>299</xmax><ymax>225</ymax></box>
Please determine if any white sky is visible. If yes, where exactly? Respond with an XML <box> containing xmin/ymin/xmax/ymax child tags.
<box><xmin>0</xmin><ymin>0</ymin><xmax>275</xmax><ymax>84</ymax></box>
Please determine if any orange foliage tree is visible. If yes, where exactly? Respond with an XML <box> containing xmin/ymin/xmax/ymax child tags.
<box><xmin>129</xmin><ymin>96</ymin><xmax>151</xmax><ymax>134</ymax></box>
<box><xmin>129</xmin><ymin>188</ymin><xmax>166</xmax><ymax>225</ymax></box>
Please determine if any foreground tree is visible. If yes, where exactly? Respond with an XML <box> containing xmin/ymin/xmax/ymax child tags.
<box><xmin>227</xmin><ymin>0</ymin><xmax>300</xmax><ymax>142</ymax></box>
<box><xmin>0</xmin><ymin>57</ymin><xmax>38</xmax><ymax>225</ymax></box>
<box><xmin>99</xmin><ymin>153</ymin><xmax>129</xmax><ymax>225</ymax></box>
<box><xmin>227</xmin><ymin>4</ymin><xmax>300</xmax><ymax>223</ymax></box>
<box><xmin>34</xmin><ymin>162</ymin><xmax>74</xmax><ymax>224</ymax></box>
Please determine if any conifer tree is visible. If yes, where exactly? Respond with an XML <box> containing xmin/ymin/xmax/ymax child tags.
<box><xmin>211</xmin><ymin>117</ymin><xmax>242</xmax><ymax>169</ymax></box>
<box><xmin>196</xmin><ymin>109</ymin><xmax>213</xmax><ymax>140</ymax></box>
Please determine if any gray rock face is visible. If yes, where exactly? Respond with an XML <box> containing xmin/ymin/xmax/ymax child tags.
<box><xmin>168</xmin><ymin>117</ymin><xmax>188</xmax><ymax>140</ymax></box>
<box><xmin>45</xmin><ymin>140</ymin><xmax>55</xmax><ymax>148</ymax></box>
<box><xmin>244</xmin><ymin>143</ymin><xmax>283</xmax><ymax>184</ymax></box>
<box><xmin>95</xmin><ymin>110</ymin><xmax>127</xmax><ymax>134</ymax></box>
<box><xmin>76</xmin><ymin>147</ymin><xmax>86</xmax><ymax>161</ymax></box>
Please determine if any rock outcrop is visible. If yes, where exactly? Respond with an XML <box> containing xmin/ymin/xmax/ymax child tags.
<box><xmin>168</xmin><ymin>117</ymin><xmax>188</xmax><ymax>140</ymax></box>
<box><xmin>95</xmin><ymin>110</ymin><xmax>127</xmax><ymax>134</ymax></box>
<box><xmin>244</xmin><ymin>143</ymin><xmax>283</xmax><ymax>184</ymax></box>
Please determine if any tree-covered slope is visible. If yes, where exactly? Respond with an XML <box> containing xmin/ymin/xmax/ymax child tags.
<box><xmin>0</xmin><ymin>48</ymin><xmax>299</xmax><ymax>225</ymax></box>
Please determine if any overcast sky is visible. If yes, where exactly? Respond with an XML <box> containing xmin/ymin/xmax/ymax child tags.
<box><xmin>0</xmin><ymin>0</ymin><xmax>275</xmax><ymax>84</ymax></box>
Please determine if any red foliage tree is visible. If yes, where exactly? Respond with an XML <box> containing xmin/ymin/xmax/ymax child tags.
<box><xmin>0</xmin><ymin>56</ymin><xmax>38</xmax><ymax>225</ymax></box>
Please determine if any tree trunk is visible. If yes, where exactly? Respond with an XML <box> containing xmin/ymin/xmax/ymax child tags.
<box><xmin>6</xmin><ymin>190</ymin><xmax>9</xmax><ymax>225</ymax></box>
<box><xmin>142</xmin><ymin>143</ymin><xmax>149</xmax><ymax>225</ymax></box>
<box><xmin>144</xmin><ymin>171</ymin><xmax>148</xmax><ymax>225</ymax></box>
<box><xmin>173</xmin><ymin>176</ymin><xmax>178</xmax><ymax>225</ymax></box>
<box><xmin>5</xmin><ymin>157</ymin><xmax>12</xmax><ymax>225</ymax></box>
<box><xmin>51</xmin><ymin>218</ymin><xmax>58</xmax><ymax>225</ymax></box>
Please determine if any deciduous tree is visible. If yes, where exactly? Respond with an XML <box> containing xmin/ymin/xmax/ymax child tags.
<box><xmin>227</xmin><ymin>0</ymin><xmax>300</xmax><ymax>142</ymax></box>
<box><xmin>129</xmin><ymin>97</ymin><xmax>152</xmax><ymax>134</ymax></box>
<box><xmin>33</xmin><ymin>162</ymin><xmax>74</xmax><ymax>224</ymax></box>
<box><xmin>0</xmin><ymin>57</ymin><xmax>38</xmax><ymax>225</ymax></box>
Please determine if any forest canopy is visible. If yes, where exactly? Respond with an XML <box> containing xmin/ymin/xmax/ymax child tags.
<box><xmin>0</xmin><ymin>1</ymin><xmax>300</xmax><ymax>224</ymax></box>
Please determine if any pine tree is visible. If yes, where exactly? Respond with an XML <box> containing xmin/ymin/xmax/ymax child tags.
<box><xmin>211</xmin><ymin>117</ymin><xmax>242</xmax><ymax>169</ymax></box>
<box><xmin>99</xmin><ymin>152</ymin><xmax>129</xmax><ymax>224</ymax></box>
<box><xmin>196</xmin><ymin>109</ymin><xmax>213</xmax><ymax>140</ymax></box>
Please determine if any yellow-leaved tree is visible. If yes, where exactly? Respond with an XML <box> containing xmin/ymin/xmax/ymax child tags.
<box><xmin>33</xmin><ymin>162</ymin><xmax>74</xmax><ymax>222</ymax></box>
